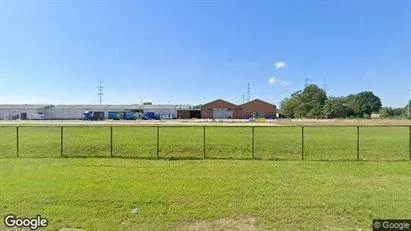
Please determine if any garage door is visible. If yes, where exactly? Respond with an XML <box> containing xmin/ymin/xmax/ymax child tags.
<box><xmin>256</xmin><ymin>111</ymin><xmax>265</xmax><ymax>118</ymax></box>
<box><xmin>213</xmin><ymin>109</ymin><xmax>233</xmax><ymax>119</ymax></box>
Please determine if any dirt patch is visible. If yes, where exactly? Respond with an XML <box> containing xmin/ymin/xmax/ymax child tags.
<box><xmin>182</xmin><ymin>217</ymin><xmax>258</xmax><ymax>231</ymax></box>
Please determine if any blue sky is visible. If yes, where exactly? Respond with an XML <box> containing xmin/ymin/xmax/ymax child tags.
<box><xmin>0</xmin><ymin>0</ymin><xmax>410</xmax><ymax>107</ymax></box>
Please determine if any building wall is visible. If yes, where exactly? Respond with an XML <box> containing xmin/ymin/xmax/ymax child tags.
<box><xmin>0</xmin><ymin>109</ymin><xmax>44</xmax><ymax>120</ymax></box>
<box><xmin>177</xmin><ymin>110</ymin><xmax>191</xmax><ymax>119</ymax></box>
<box><xmin>201</xmin><ymin>99</ymin><xmax>241</xmax><ymax>119</ymax></box>
<box><xmin>48</xmin><ymin>107</ymin><xmax>110</xmax><ymax>119</ymax></box>
<box><xmin>143</xmin><ymin>109</ymin><xmax>177</xmax><ymax>119</ymax></box>
<box><xmin>177</xmin><ymin>110</ymin><xmax>201</xmax><ymax>119</ymax></box>
<box><xmin>45</xmin><ymin>107</ymin><xmax>178</xmax><ymax>119</ymax></box>
<box><xmin>0</xmin><ymin>109</ymin><xmax>10</xmax><ymax>119</ymax></box>
<box><xmin>47</xmin><ymin>108</ymin><xmax>81</xmax><ymax>119</ymax></box>
<box><xmin>239</xmin><ymin>100</ymin><xmax>277</xmax><ymax>119</ymax></box>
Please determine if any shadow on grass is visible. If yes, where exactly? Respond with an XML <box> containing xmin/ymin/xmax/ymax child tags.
<box><xmin>0</xmin><ymin>155</ymin><xmax>410</xmax><ymax>162</ymax></box>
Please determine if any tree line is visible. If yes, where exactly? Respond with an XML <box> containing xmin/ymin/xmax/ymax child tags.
<box><xmin>280</xmin><ymin>84</ymin><xmax>410</xmax><ymax>119</ymax></box>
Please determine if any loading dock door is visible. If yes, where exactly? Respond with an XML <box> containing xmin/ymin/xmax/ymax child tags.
<box><xmin>213</xmin><ymin>109</ymin><xmax>233</xmax><ymax>119</ymax></box>
<box><xmin>93</xmin><ymin>111</ymin><xmax>105</xmax><ymax>120</ymax></box>
<box><xmin>256</xmin><ymin>111</ymin><xmax>265</xmax><ymax>118</ymax></box>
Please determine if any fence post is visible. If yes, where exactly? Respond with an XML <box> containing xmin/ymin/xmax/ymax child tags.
<box><xmin>252</xmin><ymin>126</ymin><xmax>255</xmax><ymax>159</ymax></box>
<box><xmin>156</xmin><ymin>126</ymin><xmax>160</xmax><ymax>158</ymax></box>
<box><xmin>203</xmin><ymin>126</ymin><xmax>206</xmax><ymax>159</ymax></box>
<box><xmin>357</xmin><ymin>126</ymin><xmax>360</xmax><ymax>160</ymax></box>
<box><xmin>60</xmin><ymin>126</ymin><xmax>63</xmax><ymax>157</ymax></box>
<box><xmin>301</xmin><ymin>126</ymin><xmax>304</xmax><ymax>160</ymax></box>
<box><xmin>110</xmin><ymin>126</ymin><xmax>113</xmax><ymax>157</ymax></box>
<box><xmin>409</xmin><ymin>126</ymin><xmax>411</xmax><ymax>160</ymax></box>
<box><xmin>16</xmin><ymin>126</ymin><xmax>19</xmax><ymax>157</ymax></box>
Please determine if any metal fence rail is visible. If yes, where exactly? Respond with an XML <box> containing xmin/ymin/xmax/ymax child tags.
<box><xmin>0</xmin><ymin>125</ymin><xmax>410</xmax><ymax>161</ymax></box>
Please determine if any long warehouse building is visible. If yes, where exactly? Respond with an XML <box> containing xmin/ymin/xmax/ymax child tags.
<box><xmin>0</xmin><ymin>104</ymin><xmax>54</xmax><ymax>120</ymax></box>
<box><xmin>0</xmin><ymin>104</ymin><xmax>198</xmax><ymax>120</ymax></box>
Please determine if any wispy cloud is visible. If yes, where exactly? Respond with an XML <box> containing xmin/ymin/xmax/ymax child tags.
<box><xmin>268</xmin><ymin>77</ymin><xmax>291</xmax><ymax>85</ymax></box>
<box><xmin>275</xmin><ymin>62</ymin><xmax>286</xmax><ymax>69</ymax></box>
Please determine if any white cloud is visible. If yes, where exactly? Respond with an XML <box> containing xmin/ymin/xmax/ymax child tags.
<box><xmin>268</xmin><ymin>77</ymin><xmax>291</xmax><ymax>85</ymax></box>
<box><xmin>275</xmin><ymin>62</ymin><xmax>286</xmax><ymax>69</ymax></box>
<box><xmin>269</xmin><ymin>77</ymin><xmax>280</xmax><ymax>84</ymax></box>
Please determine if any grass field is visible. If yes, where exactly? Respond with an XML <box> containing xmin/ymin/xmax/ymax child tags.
<box><xmin>0</xmin><ymin>159</ymin><xmax>411</xmax><ymax>230</ymax></box>
<box><xmin>0</xmin><ymin>125</ymin><xmax>410</xmax><ymax>230</ymax></box>
<box><xmin>0</xmin><ymin>125</ymin><xmax>410</xmax><ymax>160</ymax></box>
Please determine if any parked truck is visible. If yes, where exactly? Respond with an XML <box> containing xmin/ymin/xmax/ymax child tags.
<box><xmin>142</xmin><ymin>112</ymin><xmax>160</xmax><ymax>120</ymax></box>
<box><xmin>80</xmin><ymin>111</ymin><xmax>104</xmax><ymax>121</ymax></box>
<box><xmin>124</xmin><ymin>112</ymin><xmax>144</xmax><ymax>120</ymax></box>
<box><xmin>108</xmin><ymin>112</ymin><xmax>124</xmax><ymax>120</ymax></box>
<box><xmin>80</xmin><ymin>111</ymin><xmax>93</xmax><ymax>121</ymax></box>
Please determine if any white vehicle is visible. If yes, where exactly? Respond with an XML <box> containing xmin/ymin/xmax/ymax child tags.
<box><xmin>161</xmin><ymin>114</ymin><xmax>174</xmax><ymax>119</ymax></box>
<box><xmin>28</xmin><ymin>113</ymin><xmax>47</xmax><ymax>120</ymax></box>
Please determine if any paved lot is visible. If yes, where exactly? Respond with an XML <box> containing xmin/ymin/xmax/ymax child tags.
<box><xmin>0</xmin><ymin>119</ymin><xmax>410</xmax><ymax>126</ymax></box>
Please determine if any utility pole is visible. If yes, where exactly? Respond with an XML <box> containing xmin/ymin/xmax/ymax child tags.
<box><xmin>97</xmin><ymin>81</ymin><xmax>104</xmax><ymax>105</ymax></box>
<box><xmin>304</xmin><ymin>72</ymin><xmax>312</xmax><ymax>88</ymax></box>
<box><xmin>242</xmin><ymin>94</ymin><xmax>245</xmax><ymax>104</ymax></box>
<box><xmin>247</xmin><ymin>80</ymin><xmax>250</xmax><ymax>102</ymax></box>
<box><xmin>408</xmin><ymin>90</ymin><xmax>411</xmax><ymax>118</ymax></box>
<box><xmin>323</xmin><ymin>78</ymin><xmax>328</xmax><ymax>95</ymax></box>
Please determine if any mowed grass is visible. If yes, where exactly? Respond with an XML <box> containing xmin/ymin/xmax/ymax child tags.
<box><xmin>0</xmin><ymin>159</ymin><xmax>411</xmax><ymax>230</ymax></box>
<box><xmin>0</xmin><ymin>125</ymin><xmax>409</xmax><ymax>160</ymax></box>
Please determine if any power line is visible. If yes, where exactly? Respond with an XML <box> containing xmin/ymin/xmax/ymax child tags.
<box><xmin>97</xmin><ymin>81</ymin><xmax>104</xmax><ymax>105</ymax></box>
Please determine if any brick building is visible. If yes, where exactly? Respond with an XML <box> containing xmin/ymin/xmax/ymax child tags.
<box><xmin>238</xmin><ymin>99</ymin><xmax>277</xmax><ymax>119</ymax></box>
<box><xmin>201</xmin><ymin>98</ymin><xmax>277</xmax><ymax>119</ymax></box>
<box><xmin>201</xmin><ymin>99</ymin><xmax>240</xmax><ymax>119</ymax></box>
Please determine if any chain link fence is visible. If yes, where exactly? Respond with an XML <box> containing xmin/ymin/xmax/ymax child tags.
<box><xmin>0</xmin><ymin>125</ymin><xmax>410</xmax><ymax>161</ymax></box>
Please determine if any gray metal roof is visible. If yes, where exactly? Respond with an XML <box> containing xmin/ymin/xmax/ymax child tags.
<box><xmin>49</xmin><ymin>104</ymin><xmax>142</xmax><ymax>110</ymax></box>
<box><xmin>0</xmin><ymin>104</ymin><xmax>195</xmax><ymax>110</ymax></box>
<box><xmin>70</xmin><ymin>105</ymin><xmax>112</xmax><ymax>110</ymax></box>
<box><xmin>0</xmin><ymin>104</ymin><xmax>52</xmax><ymax>109</ymax></box>
<box><xmin>48</xmin><ymin>105</ymin><xmax>78</xmax><ymax>109</ymax></box>
<box><xmin>141</xmin><ymin>104</ymin><xmax>192</xmax><ymax>110</ymax></box>
<box><xmin>106</xmin><ymin>105</ymin><xmax>142</xmax><ymax>110</ymax></box>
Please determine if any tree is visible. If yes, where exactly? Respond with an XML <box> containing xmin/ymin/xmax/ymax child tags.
<box><xmin>347</xmin><ymin>91</ymin><xmax>382</xmax><ymax>117</ymax></box>
<box><xmin>279</xmin><ymin>91</ymin><xmax>301</xmax><ymax>118</ymax></box>
<box><xmin>280</xmin><ymin>85</ymin><xmax>327</xmax><ymax>118</ymax></box>
<box><xmin>323</xmin><ymin>97</ymin><xmax>349</xmax><ymax>118</ymax></box>
<box><xmin>404</xmin><ymin>100</ymin><xmax>411</xmax><ymax>118</ymax></box>
<box><xmin>295</xmin><ymin>84</ymin><xmax>327</xmax><ymax>118</ymax></box>
<box><xmin>380</xmin><ymin>107</ymin><xmax>394</xmax><ymax>118</ymax></box>
<box><xmin>279</xmin><ymin>86</ymin><xmax>383</xmax><ymax>119</ymax></box>
<box><xmin>392</xmin><ymin>108</ymin><xmax>404</xmax><ymax>117</ymax></box>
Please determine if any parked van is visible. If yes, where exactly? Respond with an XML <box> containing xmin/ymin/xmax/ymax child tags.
<box><xmin>28</xmin><ymin>113</ymin><xmax>47</xmax><ymax>120</ymax></box>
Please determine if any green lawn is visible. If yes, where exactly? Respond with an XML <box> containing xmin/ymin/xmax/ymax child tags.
<box><xmin>0</xmin><ymin>159</ymin><xmax>410</xmax><ymax>230</ymax></box>
<box><xmin>0</xmin><ymin>126</ymin><xmax>409</xmax><ymax>160</ymax></box>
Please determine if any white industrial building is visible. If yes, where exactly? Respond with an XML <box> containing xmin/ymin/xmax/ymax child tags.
<box><xmin>0</xmin><ymin>104</ymin><xmax>53</xmax><ymax>120</ymax></box>
<box><xmin>141</xmin><ymin>104</ymin><xmax>193</xmax><ymax>119</ymax></box>
<box><xmin>45</xmin><ymin>105</ymin><xmax>142</xmax><ymax>120</ymax></box>
<box><xmin>0</xmin><ymin>104</ymin><xmax>195</xmax><ymax>120</ymax></box>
